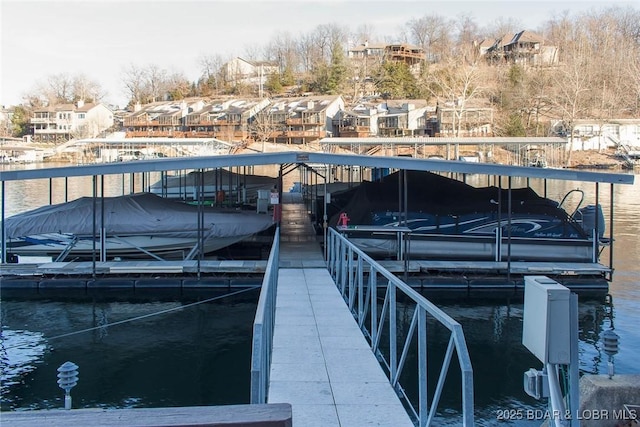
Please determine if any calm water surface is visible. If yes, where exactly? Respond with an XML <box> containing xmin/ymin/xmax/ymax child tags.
<box><xmin>1</xmin><ymin>288</ymin><xmax>259</xmax><ymax>411</ymax></box>
<box><xmin>1</xmin><ymin>164</ymin><xmax>638</xmax><ymax>425</ymax></box>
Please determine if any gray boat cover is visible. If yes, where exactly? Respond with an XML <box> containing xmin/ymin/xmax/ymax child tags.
<box><xmin>3</xmin><ymin>193</ymin><xmax>274</xmax><ymax>239</ymax></box>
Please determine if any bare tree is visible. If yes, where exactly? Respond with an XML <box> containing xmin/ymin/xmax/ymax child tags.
<box><xmin>483</xmin><ymin>16</ymin><xmax>522</xmax><ymax>40</ymax></box>
<box><xmin>166</xmin><ymin>72</ymin><xmax>192</xmax><ymax>100</ymax></box>
<box><xmin>627</xmin><ymin>52</ymin><xmax>640</xmax><ymax>115</ymax></box>
<box><xmin>407</xmin><ymin>14</ymin><xmax>453</xmax><ymax>62</ymax></box>
<box><xmin>297</xmin><ymin>33</ymin><xmax>316</xmax><ymax>74</ymax></box>
<box><xmin>72</xmin><ymin>74</ymin><xmax>105</xmax><ymax>103</ymax></box>
<box><xmin>121</xmin><ymin>64</ymin><xmax>148</xmax><ymax>105</ymax></box>
<box><xmin>23</xmin><ymin>73</ymin><xmax>104</xmax><ymax>107</ymax></box>
<box><xmin>425</xmin><ymin>59</ymin><xmax>487</xmax><ymax>137</ymax></box>
<box><xmin>146</xmin><ymin>64</ymin><xmax>168</xmax><ymax>103</ymax></box>
<box><xmin>551</xmin><ymin>32</ymin><xmax>592</xmax><ymax>165</ymax></box>
<box><xmin>45</xmin><ymin>73</ymin><xmax>74</xmax><ymax>104</ymax></box>
<box><xmin>265</xmin><ymin>31</ymin><xmax>298</xmax><ymax>71</ymax></box>
<box><xmin>198</xmin><ymin>53</ymin><xmax>227</xmax><ymax>96</ymax></box>
<box><xmin>249</xmin><ymin>112</ymin><xmax>280</xmax><ymax>152</ymax></box>
<box><xmin>455</xmin><ymin>14</ymin><xmax>481</xmax><ymax>63</ymax></box>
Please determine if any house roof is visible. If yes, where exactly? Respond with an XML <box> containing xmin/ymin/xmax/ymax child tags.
<box><xmin>385</xmin><ymin>43</ymin><xmax>424</xmax><ymax>52</ymax></box>
<box><xmin>349</xmin><ymin>43</ymin><xmax>387</xmax><ymax>53</ymax></box>
<box><xmin>76</xmin><ymin>103</ymin><xmax>97</xmax><ymax>112</ymax></box>
<box><xmin>487</xmin><ymin>34</ymin><xmax>512</xmax><ymax>52</ymax></box>
<box><xmin>505</xmin><ymin>30</ymin><xmax>544</xmax><ymax>46</ymax></box>
<box><xmin>265</xmin><ymin>95</ymin><xmax>342</xmax><ymax>115</ymax></box>
<box><xmin>33</xmin><ymin>103</ymin><xmax>104</xmax><ymax>113</ymax></box>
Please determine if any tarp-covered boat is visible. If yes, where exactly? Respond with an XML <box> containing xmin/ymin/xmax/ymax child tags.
<box><xmin>3</xmin><ymin>193</ymin><xmax>275</xmax><ymax>261</ymax></box>
<box><xmin>329</xmin><ymin>170</ymin><xmax>605</xmax><ymax>262</ymax></box>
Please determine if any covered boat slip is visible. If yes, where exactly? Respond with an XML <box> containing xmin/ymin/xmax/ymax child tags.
<box><xmin>2</xmin><ymin>193</ymin><xmax>275</xmax><ymax>262</ymax></box>
<box><xmin>0</xmin><ymin>151</ymin><xmax>634</xmax><ymax>284</ymax></box>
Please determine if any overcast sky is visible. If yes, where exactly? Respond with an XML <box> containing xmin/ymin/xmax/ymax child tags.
<box><xmin>1</xmin><ymin>0</ymin><xmax>637</xmax><ymax>108</ymax></box>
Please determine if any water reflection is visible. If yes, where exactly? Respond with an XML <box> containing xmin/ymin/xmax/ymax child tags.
<box><xmin>388</xmin><ymin>293</ymin><xmax>620</xmax><ymax>425</ymax></box>
<box><xmin>0</xmin><ymin>288</ymin><xmax>259</xmax><ymax>411</ymax></box>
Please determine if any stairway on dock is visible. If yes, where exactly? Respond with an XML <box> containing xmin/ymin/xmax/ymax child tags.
<box><xmin>268</xmin><ymin>193</ymin><xmax>413</xmax><ymax>426</ymax></box>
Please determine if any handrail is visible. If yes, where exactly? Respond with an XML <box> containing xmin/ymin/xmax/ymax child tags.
<box><xmin>558</xmin><ymin>189</ymin><xmax>584</xmax><ymax>219</ymax></box>
<box><xmin>250</xmin><ymin>226</ymin><xmax>280</xmax><ymax>404</ymax></box>
<box><xmin>327</xmin><ymin>227</ymin><xmax>475</xmax><ymax>426</ymax></box>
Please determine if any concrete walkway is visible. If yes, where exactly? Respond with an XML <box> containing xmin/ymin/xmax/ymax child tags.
<box><xmin>267</xmin><ymin>193</ymin><xmax>414</xmax><ymax>426</ymax></box>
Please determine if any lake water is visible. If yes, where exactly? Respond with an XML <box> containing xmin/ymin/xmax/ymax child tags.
<box><xmin>1</xmin><ymin>164</ymin><xmax>638</xmax><ymax>425</ymax></box>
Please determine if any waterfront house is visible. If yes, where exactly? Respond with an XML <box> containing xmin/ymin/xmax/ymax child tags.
<box><xmin>377</xmin><ymin>100</ymin><xmax>431</xmax><ymax>137</ymax></box>
<box><xmin>333</xmin><ymin>106</ymin><xmax>380</xmax><ymax>138</ymax></box>
<box><xmin>253</xmin><ymin>95</ymin><xmax>344</xmax><ymax>144</ymax></box>
<box><xmin>559</xmin><ymin>119</ymin><xmax>640</xmax><ymax>151</ymax></box>
<box><xmin>184</xmin><ymin>98</ymin><xmax>270</xmax><ymax>142</ymax></box>
<box><xmin>334</xmin><ymin>99</ymin><xmax>433</xmax><ymax>138</ymax></box>
<box><xmin>30</xmin><ymin>101</ymin><xmax>114</xmax><ymax>143</ymax></box>
<box><xmin>124</xmin><ymin>99</ymin><xmax>205</xmax><ymax>138</ymax></box>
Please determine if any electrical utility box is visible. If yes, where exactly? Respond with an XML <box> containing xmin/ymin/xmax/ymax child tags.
<box><xmin>256</xmin><ymin>190</ymin><xmax>269</xmax><ymax>214</ymax></box>
<box><xmin>522</xmin><ymin>276</ymin><xmax>571</xmax><ymax>364</ymax></box>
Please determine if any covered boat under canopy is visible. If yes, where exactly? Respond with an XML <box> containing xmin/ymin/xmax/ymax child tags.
<box><xmin>329</xmin><ymin>170</ymin><xmax>603</xmax><ymax>262</ymax></box>
<box><xmin>3</xmin><ymin>193</ymin><xmax>275</xmax><ymax>260</ymax></box>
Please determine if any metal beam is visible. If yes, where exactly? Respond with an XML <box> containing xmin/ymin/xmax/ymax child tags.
<box><xmin>0</xmin><ymin>151</ymin><xmax>634</xmax><ymax>185</ymax></box>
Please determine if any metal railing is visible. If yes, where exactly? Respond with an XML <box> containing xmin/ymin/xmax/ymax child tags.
<box><xmin>250</xmin><ymin>226</ymin><xmax>280</xmax><ymax>404</ymax></box>
<box><xmin>327</xmin><ymin>227</ymin><xmax>474</xmax><ymax>426</ymax></box>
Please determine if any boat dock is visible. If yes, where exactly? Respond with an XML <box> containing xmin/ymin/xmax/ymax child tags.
<box><xmin>1</xmin><ymin>150</ymin><xmax>635</xmax><ymax>426</ymax></box>
<box><xmin>267</xmin><ymin>193</ymin><xmax>413</xmax><ymax>426</ymax></box>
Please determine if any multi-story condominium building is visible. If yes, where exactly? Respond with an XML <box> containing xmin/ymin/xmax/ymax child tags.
<box><xmin>334</xmin><ymin>99</ymin><xmax>434</xmax><ymax>138</ymax></box>
<box><xmin>184</xmin><ymin>98</ymin><xmax>270</xmax><ymax>142</ymax></box>
<box><xmin>252</xmin><ymin>95</ymin><xmax>344</xmax><ymax>144</ymax></box>
<box><xmin>121</xmin><ymin>95</ymin><xmax>495</xmax><ymax>143</ymax></box>
<box><xmin>123</xmin><ymin>99</ymin><xmax>205</xmax><ymax>137</ymax></box>
<box><xmin>377</xmin><ymin>100</ymin><xmax>431</xmax><ymax>137</ymax></box>
<box><xmin>30</xmin><ymin>101</ymin><xmax>114</xmax><ymax>143</ymax></box>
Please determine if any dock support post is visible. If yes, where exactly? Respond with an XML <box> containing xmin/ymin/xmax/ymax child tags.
<box><xmin>1</xmin><ymin>181</ymin><xmax>5</xmax><ymax>264</ymax></box>
<box><xmin>609</xmin><ymin>184</ymin><xmax>614</xmax><ymax>280</ymax></box>
<box><xmin>91</xmin><ymin>175</ymin><xmax>97</xmax><ymax>278</ymax></box>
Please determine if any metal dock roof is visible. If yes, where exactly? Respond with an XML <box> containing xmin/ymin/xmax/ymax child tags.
<box><xmin>0</xmin><ymin>151</ymin><xmax>634</xmax><ymax>185</ymax></box>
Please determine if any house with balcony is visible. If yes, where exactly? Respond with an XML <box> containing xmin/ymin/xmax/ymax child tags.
<box><xmin>348</xmin><ymin>42</ymin><xmax>425</xmax><ymax>87</ymax></box>
<box><xmin>30</xmin><ymin>101</ymin><xmax>113</xmax><ymax>143</ymax></box>
<box><xmin>334</xmin><ymin>99</ymin><xmax>432</xmax><ymax>138</ymax></box>
<box><xmin>253</xmin><ymin>95</ymin><xmax>344</xmax><ymax>144</ymax></box>
<box><xmin>123</xmin><ymin>99</ymin><xmax>205</xmax><ymax>137</ymax></box>
<box><xmin>377</xmin><ymin>100</ymin><xmax>431</xmax><ymax>137</ymax></box>
<box><xmin>333</xmin><ymin>106</ymin><xmax>381</xmax><ymax>138</ymax></box>
<box><xmin>184</xmin><ymin>98</ymin><xmax>270</xmax><ymax>142</ymax></box>
<box><xmin>483</xmin><ymin>31</ymin><xmax>558</xmax><ymax>66</ymax></box>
